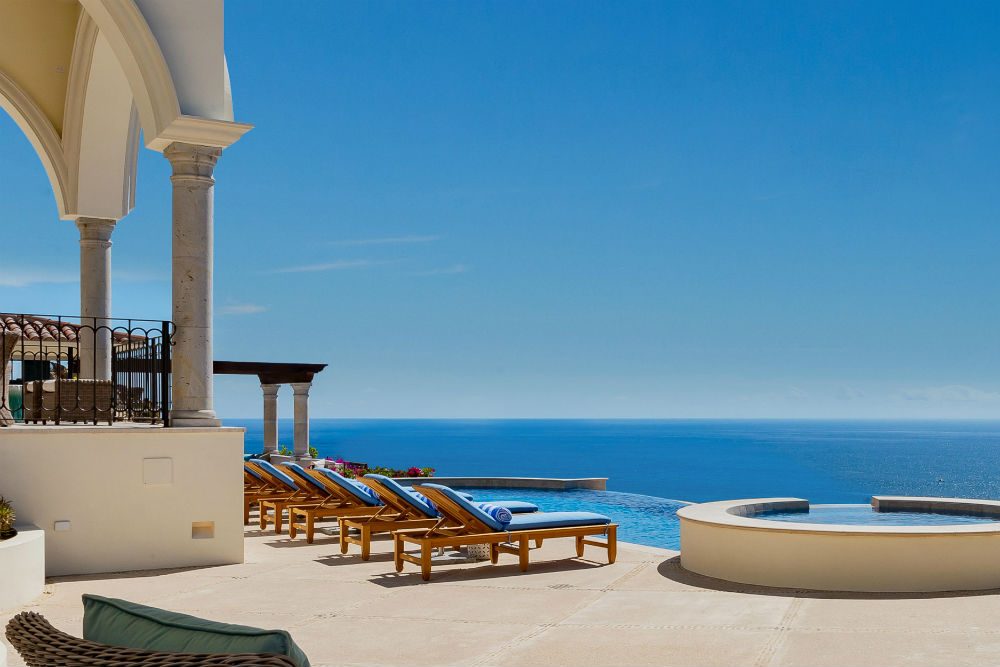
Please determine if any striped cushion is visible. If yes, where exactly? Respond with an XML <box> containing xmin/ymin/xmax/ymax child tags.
<box><xmin>411</xmin><ymin>491</ymin><xmax>437</xmax><ymax>511</ymax></box>
<box><xmin>349</xmin><ymin>480</ymin><xmax>380</xmax><ymax>502</ymax></box>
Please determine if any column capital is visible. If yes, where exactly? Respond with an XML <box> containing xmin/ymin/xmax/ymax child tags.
<box><xmin>290</xmin><ymin>382</ymin><xmax>312</xmax><ymax>396</ymax></box>
<box><xmin>164</xmin><ymin>142</ymin><xmax>222</xmax><ymax>182</ymax></box>
<box><xmin>261</xmin><ymin>383</ymin><xmax>281</xmax><ymax>397</ymax></box>
<box><xmin>76</xmin><ymin>217</ymin><xmax>116</xmax><ymax>246</ymax></box>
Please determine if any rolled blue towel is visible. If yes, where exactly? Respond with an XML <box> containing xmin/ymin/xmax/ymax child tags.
<box><xmin>477</xmin><ymin>503</ymin><xmax>513</xmax><ymax>527</ymax></box>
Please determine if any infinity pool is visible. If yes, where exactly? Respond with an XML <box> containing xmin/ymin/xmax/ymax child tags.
<box><xmin>758</xmin><ymin>504</ymin><xmax>1000</xmax><ymax>526</ymax></box>
<box><xmin>461</xmin><ymin>487</ymin><xmax>688</xmax><ymax>550</ymax></box>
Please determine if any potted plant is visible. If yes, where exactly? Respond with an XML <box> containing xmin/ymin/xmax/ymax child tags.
<box><xmin>0</xmin><ymin>496</ymin><xmax>16</xmax><ymax>540</ymax></box>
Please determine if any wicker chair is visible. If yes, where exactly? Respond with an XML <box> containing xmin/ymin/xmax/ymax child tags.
<box><xmin>5</xmin><ymin>612</ymin><xmax>299</xmax><ymax>667</ymax></box>
<box><xmin>22</xmin><ymin>379</ymin><xmax>115</xmax><ymax>425</ymax></box>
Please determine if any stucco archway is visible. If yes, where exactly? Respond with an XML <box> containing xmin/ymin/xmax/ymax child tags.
<box><xmin>0</xmin><ymin>0</ymin><xmax>251</xmax><ymax>425</ymax></box>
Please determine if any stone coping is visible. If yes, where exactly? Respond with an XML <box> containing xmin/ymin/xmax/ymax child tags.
<box><xmin>3</xmin><ymin>424</ymin><xmax>244</xmax><ymax>433</ymax></box>
<box><xmin>873</xmin><ymin>495</ymin><xmax>1000</xmax><ymax>516</ymax></box>
<box><xmin>0</xmin><ymin>525</ymin><xmax>44</xmax><ymax>552</ymax></box>
<box><xmin>394</xmin><ymin>476</ymin><xmax>608</xmax><ymax>490</ymax></box>
<box><xmin>677</xmin><ymin>497</ymin><xmax>1000</xmax><ymax>535</ymax></box>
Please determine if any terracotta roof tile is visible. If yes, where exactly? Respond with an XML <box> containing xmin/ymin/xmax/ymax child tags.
<box><xmin>0</xmin><ymin>315</ymin><xmax>148</xmax><ymax>344</ymax></box>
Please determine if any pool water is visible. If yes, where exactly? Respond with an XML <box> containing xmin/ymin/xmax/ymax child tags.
<box><xmin>758</xmin><ymin>504</ymin><xmax>1000</xmax><ymax>526</ymax></box>
<box><xmin>461</xmin><ymin>487</ymin><xmax>687</xmax><ymax>550</ymax></box>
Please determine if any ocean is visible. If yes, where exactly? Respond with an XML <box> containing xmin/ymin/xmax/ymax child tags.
<box><xmin>227</xmin><ymin>419</ymin><xmax>1000</xmax><ymax>504</ymax></box>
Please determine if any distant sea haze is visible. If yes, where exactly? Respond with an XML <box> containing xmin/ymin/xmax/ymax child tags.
<box><xmin>229</xmin><ymin>419</ymin><xmax>1000</xmax><ymax>503</ymax></box>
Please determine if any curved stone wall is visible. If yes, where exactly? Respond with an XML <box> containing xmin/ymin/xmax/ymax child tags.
<box><xmin>678</xmin><ymin>497</ymin><xmax>1000</xmax><ymax>592</ymax></box>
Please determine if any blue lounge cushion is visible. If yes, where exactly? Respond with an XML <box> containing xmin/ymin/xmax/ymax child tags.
<box><xmin>250</xmin><ymin>460</ymin><xmax>297</xmax><ymax>491</ymax></box>
<box><xmin>481</xmin><ymin>500</ymin><xmax>538</xmax><ymax>514</ymax></box>
<box><xmin>82</xmin><ymin>595</ymin><xmax>310</xmax><ymax>667</ymax></box>
<box><xmin>280</xmin><ymin>463</ymin><xmax>328</xmax><ymax>494</ymax></box>
<box><xmin>314</xmin><ymin>468</ymin><xmax>381</xmax><ymax>506</ymax></box>
<box><xmin>364</xmin><ymin>474</ymin><xmax>437</xmax><ymax>518</ymax></box>
<box><xmin>477</xmin><ymin>503</ymin><xmax>513</xmax><ymax>526</ymax></box>
<box><xmin>243</xmin><ymin>454</ymin><xmax>254</xmax><ymax>461</ymax></box>
<box><xmin>506</xmin><ymin>511</ymin><xmax>612</xmax><ymax>531</ymax></box>
<box><xmin>403</xmin><ymin>486</ymin><xmax>474</xmax><ymax>501</ymax></box>
<box><xmin>417</xmin><ymin>484</ymin><xmax>507</xmax><ymax>531</ymax></box>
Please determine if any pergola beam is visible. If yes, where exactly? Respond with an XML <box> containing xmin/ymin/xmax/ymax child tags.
<box><xmin>211</xmin><ymin>360</ymin><xmax>327</xmax><ymax>385</ymax></box>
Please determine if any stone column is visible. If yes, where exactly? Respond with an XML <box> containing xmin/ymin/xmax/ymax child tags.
<box><xmin>76</xmin><ymin>218</ymin><xmax>116</xmax><ymax>380</ymax></box>
<box><xmin>165</xmin><ymin>142</ymin><xmax>222</xmax><ymax>427</ymax></box>
<box><xmin>291</xmin><ymin>382</ymin><xmax>311</xmax><ymax>459</ymax></box>
<box><xmin>261</xmin><ymin>383</ymin><xmax>280</xmax><ymax>453</ymax></box>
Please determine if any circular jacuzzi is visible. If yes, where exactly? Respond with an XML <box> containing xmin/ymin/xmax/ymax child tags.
<box><xmin>677</xmin><ymin>496</ymin><xmax>1000</xmax><ymax>592</ymax></box>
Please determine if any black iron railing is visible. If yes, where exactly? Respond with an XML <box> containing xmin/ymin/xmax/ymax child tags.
<box><xmin>0</xmin><ymin>313</ymin><xmax>173</xmax><ymax>426</ymax></box>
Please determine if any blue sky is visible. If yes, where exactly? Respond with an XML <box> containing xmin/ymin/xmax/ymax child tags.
<box><xmin>3</xmin><ymin>1</ymin><xmax>1000</xmax><ymax>418</ymax></box>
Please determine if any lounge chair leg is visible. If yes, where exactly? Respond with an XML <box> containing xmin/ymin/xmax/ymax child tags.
<box><xmin>289</xmin><ymin>517</ymin><xmax>297</xmax><ymax>539</ymax></box>
<box><xmin>607</xmin><ymin>525</ymin><xmax>617</xmax><ymax>564</ymax></box>
<box><xmin>518</xmin><ymin>538</ymin><xmax>530</xmax><ymax>572</ymax></box>
<box><xmin>490</xmin><ymin>543</ymin><xmax>499</xmax><ymax>564</ymax></box>
<box><xmin>394</xmin><ymin>535</ymin><xmax>404</xmax><ymax>573</ymax></box>
<box><xmin>576</xmin><ymin>535</ymin><xmax>585</xmax><ymax>558</ymax></box>
<box><xmin>360</xmin><ymin>525</ymin><xmax>371</xmax><ymax>561</ymax></box>
<box><xmin>534</xmin><ymin>538</ymin><xmax>543</xmax><ymax>548</ymax></box>
<box><xmin>259</xmin><ymin>505</ymin><xmax>267</xmax><ymax>530</ymax></box>
<box><xmin>275</xmin><ymin>508</ymin><xmax>284</xmax><ymax>534</ymax></box>
<box><xmin>306</xmin><ymin>515</ymin><xmax>315</xmax><ymax>544</ymax></box>
<box><xmin>340</xmin><ymin>522</ymin><xmax>349</xmax><ymax>554</ymax></box>
<box><xmin>421</xmin><ymin>543</ymin><xmax>432</xmax><ymax>581</ymax></box>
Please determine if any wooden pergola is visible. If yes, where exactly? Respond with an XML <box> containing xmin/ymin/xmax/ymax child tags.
<box><xmin>213</xmin><ymin>361</ymin><xmax>328</xmax><ymax>457</ymax></box>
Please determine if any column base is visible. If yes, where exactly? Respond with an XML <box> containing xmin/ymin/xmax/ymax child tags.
<box><xmin>171</xmin><ymin>410</ymin><xmax>222</xmax><ymax>428</ymax></box>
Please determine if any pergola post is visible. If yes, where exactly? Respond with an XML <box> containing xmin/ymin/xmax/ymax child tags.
<box><xmin>165</xmin><ymin>142</ymin><xmax>222</xmax><ymax>427</ymax></box>
<box><xmin>76</xmin><ymin>217</ymin><xmax>116</xmax><ymax>380</ymax></box>
<box><xmin>291</xmin><ymin>382</ymin><xmax>311</xmax><ymax>460</ymax></box>
<box><xmin>261</xmin><ymin>383</ymin><xmax>280</xmax><ymax>453</ymax></box>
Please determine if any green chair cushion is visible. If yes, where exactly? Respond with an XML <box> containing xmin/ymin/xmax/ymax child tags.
<box><xmin>81</xmin><ymin>594</ymin><xmax>310</xmax><ymax>667</ymax></box>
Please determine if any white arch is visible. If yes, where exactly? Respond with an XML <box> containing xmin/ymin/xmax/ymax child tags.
<box><xmin>78</xmin><ymin>0</ymin><xmax>181</xmax><ymax>148</ymax></box>
<box><xmin>0</xmin><ymin>0</ymin><xmax>248</xmax><ymax>220</ymax></box>
<box><xmin>0</xmin><ymin>70</ymin><xmax>72</xmax><ymax>219</ymax></box>
<box><xmin>63</xmin><ymin>19</ymin><xmax>142</xmax><ymax>221</ymax></box>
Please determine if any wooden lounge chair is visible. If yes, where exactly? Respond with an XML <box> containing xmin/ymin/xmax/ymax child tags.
<box><xmin>259</xmin><ymin>469</ymin><xmax>332</xmax><ymax>534</ymax></box>
<box><xmin>250</xmin><ymin>460</ymin><xmax>328</xmax><ymax>533</ymax></box>
<box><xmin>280</xmin><ymin>464</ymin><xmax>383</xmax><ymax>542</ymax></box>
<box><xmin>243</xmin><ymin>460</ymin><xmax>300</xmax><ymax>525</ymax></box>
<box><xmin>339</xmin><ymin>474</ymin><xmax>540</xmax><ymax>560</ymax></box>
<box><xmin>394</xmin><ymin>483</ymin><xmax>617</xmax><ymax>581</ymax></box>
<box><xmin>338</xmin><ymin>475</ymin><xmax>443</xmax><ymax>560</ymax></box>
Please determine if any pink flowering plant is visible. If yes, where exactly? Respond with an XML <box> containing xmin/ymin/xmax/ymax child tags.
<box><xmin>326</xmin><ymin>457</ymin><xmax>434</xmax><ymax>479</ymax></box>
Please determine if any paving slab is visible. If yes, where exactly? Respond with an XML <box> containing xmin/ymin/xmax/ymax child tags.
<box><xmin>4</xmin><ymin>523</ymin><xmax>1000</xmax><ymax>667</ymax></box>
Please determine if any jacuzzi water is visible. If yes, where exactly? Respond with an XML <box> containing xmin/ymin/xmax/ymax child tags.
<box><xmin>758</xmin><ymin>504</ymin><xmax>1000</xmax><ymax>526</ymax></box>
<box><xmin>461</xmin><ymin>488</ymin><xmax>688</xmax><ymax>550</ymax></box>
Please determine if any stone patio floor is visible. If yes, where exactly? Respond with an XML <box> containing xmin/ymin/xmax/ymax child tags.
<box><xmin>6</xmin><ymin>521</ymin><xmax>1000</xmax><ymax>666</ymax></box>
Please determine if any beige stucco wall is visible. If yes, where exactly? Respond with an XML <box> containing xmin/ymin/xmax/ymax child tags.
<box><xmin>0</xmin><ymin>525</ymin><xmax>44</xmax><ymax>612</ymax></box>
<box><xmin>679</xmin><ymin>499</ymin><xmax>1000</xmax><ymax>592</ymax></box>
<box><xmin>0</xmin><ymin>426</ymin><xmax>244</xmax><ymax>576</ymax></box>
